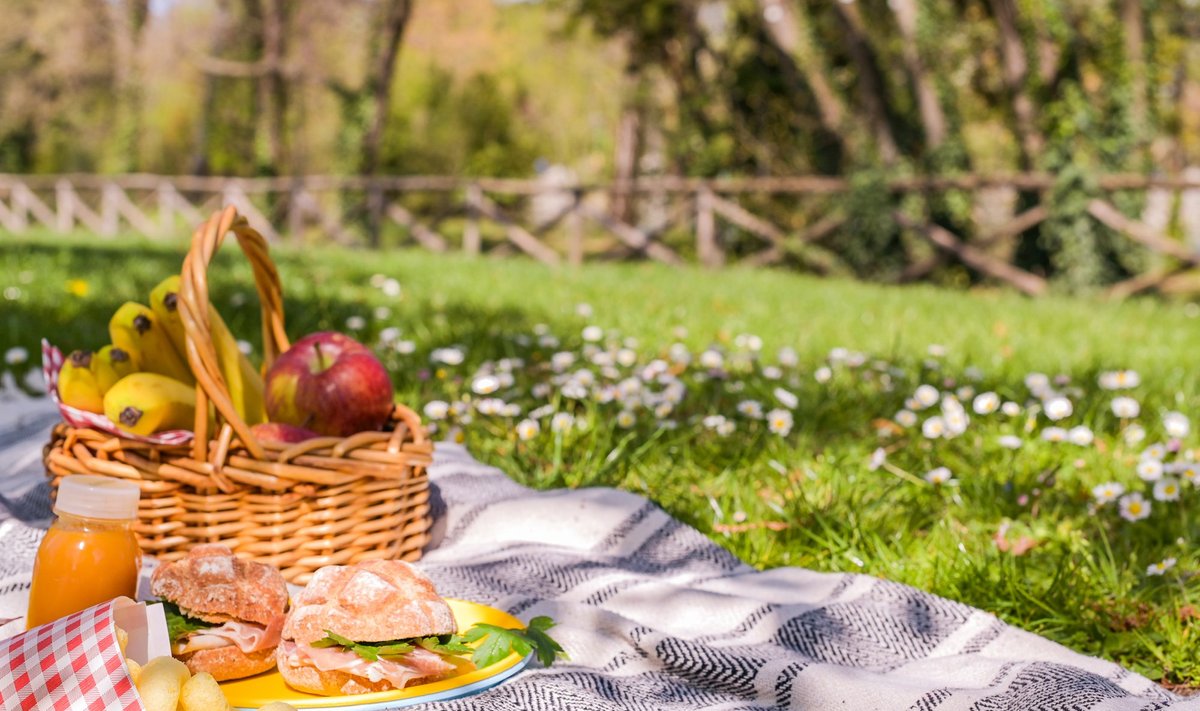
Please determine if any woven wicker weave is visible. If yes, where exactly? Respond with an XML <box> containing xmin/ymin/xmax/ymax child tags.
<box><xmin>43</xmin><ymin>206</ymin><xmax>433</xmax><ymax>583</ymax></box>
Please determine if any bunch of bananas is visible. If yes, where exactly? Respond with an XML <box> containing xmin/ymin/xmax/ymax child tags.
<box><xmin>59</xmin><ymin>275</ymin><xmax>266</xmax><ymax>436</ymax></box>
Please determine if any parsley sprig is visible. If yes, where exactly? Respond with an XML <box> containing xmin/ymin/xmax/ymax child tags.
<box><xmin>162</xmin><ymin>601</ymin><xmax>214</xmax><ymax>644</ymax></box>
<box><xmin>459</xmin><ymin>616</ymin><xmax>566</xmax><ymax>668</ymax></box>
<box><xmin>311</xmin><ymin>615</ymin><xmax>566</xmax><ymax>669</ymax></box>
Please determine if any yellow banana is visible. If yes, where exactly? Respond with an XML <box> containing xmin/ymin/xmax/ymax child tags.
<box><xmin>149</xmin><ymin>275</ymin><xmax>187</xmax><ymax>354</ymax></box>
<box><xmin>150</xmin><ymin>275</ymin><xmax>265</xmax><ymax>425</ymax></box>
<box><xmin>59</xmin><ymin>350</ymin><xmax>104</xmax><ymax>413</ymax></box>
<box><xmin>103</xmin><ymin>372</ymin><xmax>197</xmax><ymax>436</ymax></box>
<box><xmin>109</xmin><ymin>302</ymin><xmax>195</xmax><ymax>385</ymax></box>
<box><xmin>91</xmin><ymin>345</ymin><xmax>136</xmax><ymax>394</ymax></box>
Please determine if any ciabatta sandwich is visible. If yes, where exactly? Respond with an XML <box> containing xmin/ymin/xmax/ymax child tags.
<box><xmin>151</xmin><ymin>544</ymin><xmax>288</xmax><ymax>680</ymax></box>
<box><xmin>277</xmin><ymin>560</ymin><xmax>467</xmax><ymax>695</ymax></box>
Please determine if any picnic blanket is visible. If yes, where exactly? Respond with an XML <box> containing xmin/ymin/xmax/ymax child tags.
<box><xmin>2</xmin><ymin>395</ymin><xmax>1198</xmax><ymax>710</ymax></box>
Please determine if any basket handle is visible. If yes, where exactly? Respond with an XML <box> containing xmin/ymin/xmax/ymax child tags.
<box><xmin>178</xmin><ymin>206</ymin><xmax>290</xmax><ymax>462</ymax></box>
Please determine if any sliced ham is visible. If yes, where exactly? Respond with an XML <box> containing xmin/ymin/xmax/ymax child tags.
<box><xmin>177</xmin><ymin>615</ymin><xmax>284</xmax><ymax>655</ymax></box>
<box><xmin>278</xmin><ymin>640</ymin><xmax>457</xmax><ymax>689</ymax></box>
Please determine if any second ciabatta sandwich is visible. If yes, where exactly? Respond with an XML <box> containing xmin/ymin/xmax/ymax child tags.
<box><xmin>151</xmin><ymin>544</ymin><xmax>289</xmax><ymax>681</ymax></box>
<box><xmin>277</xmin><ymin>559</ymin><xmax>470</xmax><ymax>695</ymax></box>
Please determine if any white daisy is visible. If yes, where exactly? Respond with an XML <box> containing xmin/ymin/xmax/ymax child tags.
<box><xmin>943</xmin><ymin>410</ymin><xmax>969</xmax><ymax>437</ymax></box>
<box><xmin>716</xmin><ymin>420</ymin><xmax>736</xmax><ymax>436</ymax></box>
<box><xmin>576</xmin><ymin>303</ymin><xmax>593</xmax><ymax>318</ymax></box>
<box><xmin>5</xmin><ymin>347</ymin><xmax>29</xmax><ymax>366</ymax></box>
<box><xmin>431</xmin><ymin>347</ymin><xmax>465</xmax><ymax>366</ymax></box>
<box><xmin>538</xmin><ymin>334</ymin><xmax>560</xmax><ymax>348</ymax></box>
<box><xmin>1025</xmin><ymin>372</ymin><xmax>1051</xmax><ymax>394</ymax></box>
<box><xmin>737</xmin><ymin>400</ymin><xmax>764</xmax><ymax>419</ymax></box>
<box><xmin>1153</xmin><ymin>478</ymin><xmax>1182</xmax><ymax>502</ymax></box>
<box><xmin>379</xmin><ymin>327</ymin><xmax>401</xmax><ymax>344</ymax></box>
<box><xmin>895</xmin><ymin>410</ymin><xmax>918</xmax><ymax>428</ymax></box>
<box><xmin>973</xmin><ymin>392</ymin><xmax>1000</xmax><ymax>415</ymax></box>
<box><xmin>345</xmin><ymin>315</ymin><xmax>366</xmax><ymax>331</ymax></box>
<box><xmin>955</xmin><ymin>386</ymin><xmax>975</xmax><ymax>401</ymax></box>
<box><xmin>616</xmin><ymin>410</ymin><xmax>636</xmax><ymax>429</ymax></box>
<box><xmin>471</xmin><ymin>375</ymin><xmax>500</xmax><ymax>395</ymax></box>
<box><xmin>1118</xmin><ymin>492</ymin><xmax>1151</xmax><ymax>522</ymax></box>
<box><xmin>516</xmin><ymin>419</ymin><xmax>540</xmax><ymax>440</ymax></box>
<box><xmin>762</xmin><ymin>366</ymin><xmax>782</xmax><ymax>380</ymax></box>
<box><xmin>1043</xmin><ymin>396</ymin><xmax>1073</xmax><ymax>421</ymax></box>
<box><xmin>551</xmin><ymin>352</ymin><xmax>576</xmax><ymax>372</ymax></box>
<box><xmin>922</xmin><ymin>417</ymin><xmax>946</xmax><ymax>439</ymax></box>
<box><xmin>373</xmin><ymin>306</ymin><xmax>391</xmax><ymax>321</ymax></box>
<box><xmin>1042</xmin><ymin>427</ymin><xmax>1067</xmax><ymax>443</ymax></box>
<box><xmin>669</xmin><ymin>343</ymin><xmax>691</xmax><ymax>365</ymax></box>
<box><xmin>924</xmin><ymin>467</ymin><xmax>954</xmax><ymax>485</ymax></box>
<box><xmin>1146</xmin><ymin>558</ymin><xmax>1177</xmax><ymax>576</ymax></box>
<box><xmin>582</xmin><ymin>325</ymin><xmax>604</xmax><ymax>342</ymax></box>
<box><xmin>699</xmin><ymin>349</ymin><xmax>724</xmax><ymax>370</ymax></box>
<box><xmin>1164</xmin><ymin>411</ymin><xmax>1191</xmax><ymax>439</ymax></box>
<box><xmin>654</xmin><ymin>402</ymin><xmax>674</xmax><ymax>419</ymax></box>
<box><xmin>616</xmin><ymin>348</ymin><xmax>638</xmax><ymax>368</ymax></box>
<box><xmin>1091</xmin><ymin>482</ymin><xmax>1125</xmax><ymax>504</ymax></box>
<box><xmin>381</xmin><ymin>278</ymin><xmax>402</xmax><ymax>298</ymax></box>
<box><xmin>1001</xmin><ymin>401</ymin><xmax>1022</xmax><ymax>417</ymax></box>
<box><xmin>998</xmin><ymin>435</ymin><xmax>1022</xmax><ymax>450</ymax></box>
<box><xmin>551</xmin><ymin>412</ymin><xmax>575</xmax><ymax>433</ymax></box>
<box><xmin>773</xmin><ymin>387</ymin><xmax>799</xmax><ymax>409</ymax></box>
<box><xmin>1124</xmin><ymin>424</ymin><xmax>1147</xmax><ymax>445</ymax></box>
<box><xmin>767</xmin><ymin>408</ymin><xmax>793</xmax><ymax>436</ymax></box>
<box><xmin>1068</xmin><ymin>426</ymin><xmax>1094</xmax><ymax>447</ymax></box>
<box><xmin>1181</xmin><ymin>464</ymin><xmax>1200</xmax><ymax>485</ymax></box>
<box><xmin>1099</xmin><ymin>370</ymin><xmax>1140</xmax><ymax>390</ymax></box>
<box><xmin>702</xmin><ymin>415</ymin><xmax>727</xmax><ymax>430</ymax></box>
<box><xmin>814</xmin><ymin>366</ymin><xmax>832</xmax><ymax>383</ymax></box>
<box><xmin>778</xmin><ymin>347</ymin><xmax>799</xmax><ymax>368</ymax></box>
<box><xmin>423</xmin><ymin>400</ymin><xmax>450</xmax><ymax>421</ymax></box>
<box><xmin>1111</xmin><ymin>397</ymin><xmax>1140</xmax><ymax>419</ymax></box>
<box><xmin>1137</xmin><ymin>458</ymin><xmax>1164</xmax><ymax>482</ymax></box>
<box><xmin>868</xmin><ymin>448</ymin><xmax>886</xmax><ymax>471</ymax></box>
<box><xmin>1142</xmin><ymin>443</ymin><xmax>1167</xmax><ymax>461</ymax></box>
<box><xmin>914</xmin><ymin>385</ymin><xmax>940</xmax><ymax>409</ymax></box>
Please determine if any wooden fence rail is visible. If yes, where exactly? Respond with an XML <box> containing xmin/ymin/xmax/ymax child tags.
<box><xmin>4</xmin><ymin>173</ymin><xmax>1200</xmax><ymax>297</ymax></box>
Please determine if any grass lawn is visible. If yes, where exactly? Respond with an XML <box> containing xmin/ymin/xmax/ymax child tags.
<box><xmin>3</xmin><ymin>231</ymin><xmax>1200</xmax><ymax>689</ymax></box>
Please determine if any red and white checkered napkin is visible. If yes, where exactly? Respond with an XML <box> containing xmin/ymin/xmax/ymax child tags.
<box><xmin>0</xmin><ymin>598</ymin><xmax>145</xmax><ymax>711</ymax></box>
<box><xmin>41</xmin><ymin>339</ymin><xmax>193</xmax><ymax>446</ymax></box>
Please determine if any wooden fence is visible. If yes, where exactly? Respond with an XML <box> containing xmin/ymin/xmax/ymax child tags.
<box><xmin>3</xmin><ymin>172</ymin><xmax>1200</xmax><ymax>297</ymax></box>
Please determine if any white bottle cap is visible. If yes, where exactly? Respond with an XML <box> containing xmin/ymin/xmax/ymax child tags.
<box><xmin>55</xmin><ymin>475</ymin><xmax>140</xmax><ymax>520</ymax></box>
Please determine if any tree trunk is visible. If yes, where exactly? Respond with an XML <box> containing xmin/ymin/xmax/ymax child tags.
<box><xmin>258</xmin><ymin>0</ymin><xmax>289</xmax><ymax>174</ymax></box>
<box><xmin>190</xmin><ymin>2</ymin><xmax>234</xmax><ymax>175</ymax></box>
<box><xmin>757</xmin><ymin>0</ymin><xmax>854</xmax><ymax>158</ymax></box>
<box><xmin>833</xmin><ymin>1</ymin><xmax>898</xmax><ymax>164</ymax></box>
<box><xmin>105</xmin><ymin>0</ymin><xmax>149</xmax><ymax>173</ymax></box>
<box><xmin>1121</xmin><ymin>0</ymin><xmax>1147</xmax><ymax>153</ymax></box>
<box><xmin>989</xmin><ymin>0</ymin><xmax>1044</xmax><ymax>169</ymax></box>
<box><xmin>360</xmin><ymin>0</ymin><xmax>414</xmax><ymax>178</ymax></box>
<box><xmin>889</xmin><ymin>0</ymin><xmax>946</xmax><ymax>152</ymax></box>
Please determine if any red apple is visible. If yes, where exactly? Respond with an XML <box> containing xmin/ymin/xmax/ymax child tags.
<box><xmin>264</xmin><ymin>331</ymin><xmax>394</xmax><ymax>437</ymax></box>
<box><xmin>251</xmin><ymin>422</ymin><xmax>322</xmax><ymax>444</ymax></box>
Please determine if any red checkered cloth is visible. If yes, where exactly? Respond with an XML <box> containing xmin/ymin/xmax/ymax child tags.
<box><xmin>41</xmin><ymin>339</ymin><xmax>193</xmax><ymax>446</ymax></box>
<box><xmin>0</xmin><ymin>599</ymin><xmax>145</xmax><ymax>711</ymax></box>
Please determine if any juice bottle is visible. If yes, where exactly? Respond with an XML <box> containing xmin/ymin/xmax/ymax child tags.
<box><xmin>26</xmin><ymin>475</ymin><xmax>141</xmax><ymax>629</ymax></box>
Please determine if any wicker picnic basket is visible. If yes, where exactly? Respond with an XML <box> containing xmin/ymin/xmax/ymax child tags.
<box><xmin>42</xmin><ymin>206</ymin><xmax>433</xmax><ymax>583</ymax></box>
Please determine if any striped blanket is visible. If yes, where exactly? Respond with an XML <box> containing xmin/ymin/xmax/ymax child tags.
<box><xmin>1</xmin><ymin>396</ymin><xmax>1196</xmax><ymax>710</ymax></box>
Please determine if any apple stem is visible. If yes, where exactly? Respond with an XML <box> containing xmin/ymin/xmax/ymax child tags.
<box><xmin>314</xmin><ymin>341</ymin><xmax>329</xmax><ymax>370</ymax></box>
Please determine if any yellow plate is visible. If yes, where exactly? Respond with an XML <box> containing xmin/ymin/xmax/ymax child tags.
<box><xmin>221</xmin><ymin>599</ymin><xmax>531</xmax><ymax>710</ymax></box>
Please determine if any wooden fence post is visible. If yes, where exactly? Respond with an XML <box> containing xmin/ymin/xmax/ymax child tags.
<box><xmin>56</xmin><ymin>180</ymin><xmax>74</xmax><ymax>233</ymax></box>
<box><xmin>157</xmin><ymin>180</ymin><xmax>174</xmax><ymax>237</ymax></box>
<box><xmin>101</xmin><ymin>182</ymin><xmax>120</xmax><ymax>236</ymax></box>
<box><xmin>567</xmin><ymin>190</ymin><xmax>584</xmax><ymax>267</ymax></box>
<box><xmin>464</xmin><ymin>183</ymin><xmax>482</xmax><ymax>256</ymax></box>
<box><xmin>696</xmin><ymin>185</ymin><xmax>722</xmax><ymax>267</ymax></box>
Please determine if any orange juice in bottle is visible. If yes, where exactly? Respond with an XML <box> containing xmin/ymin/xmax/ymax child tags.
<box><xmin>26</xmin><ymin>475</ymin><xmax>141</xmax><ymax>629</ymax></box>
